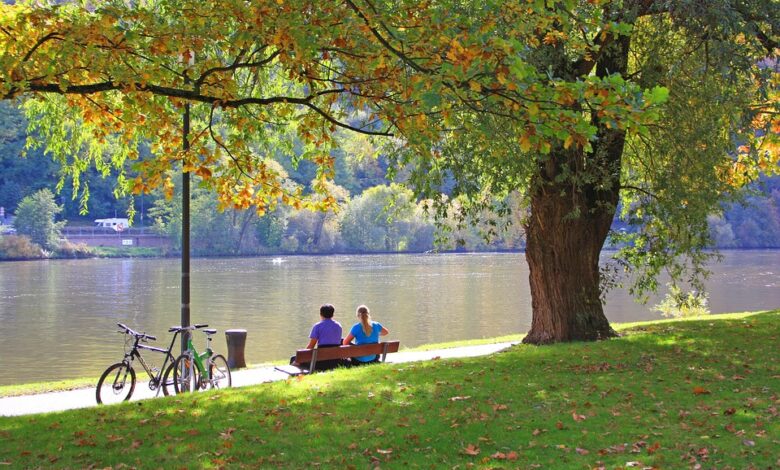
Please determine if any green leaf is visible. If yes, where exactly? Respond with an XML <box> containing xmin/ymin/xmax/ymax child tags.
<box><xmin>648</xmin><ymin>86</ymin><xmax>669</xmax><ymax>105</ymax></box>
<box><xmin>421</xmin><ymin>91</ymin><xmax>441</xmax><ymax>108</ymax></box>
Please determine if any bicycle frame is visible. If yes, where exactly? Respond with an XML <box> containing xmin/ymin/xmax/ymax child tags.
<box><xmin>124</xmin><ymin>328</ymin><xmax>181</xmax><ymax>394</ymax></box>
<box><xmin>132</xmin><ymin>331</ymin><xmax>179</xmax><ymax>395</ymax></box>
<box><xmin>183</xmin><ymin>334</ymin><xmax>215</xmax><ymax>380</ymax></box>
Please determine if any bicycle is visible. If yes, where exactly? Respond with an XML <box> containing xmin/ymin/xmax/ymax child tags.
<box><xmin>171</xmin><ymin>324</ymin><xmax>232</xmax><ymax>393</ymax></box>
<box><xmin>96</xmin><ymin>323</ymin><xmax>185</xmax><ymax>405</ymax></box>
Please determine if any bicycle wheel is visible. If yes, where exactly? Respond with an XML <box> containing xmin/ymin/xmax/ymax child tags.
<box><xmin>161</xmin><ymin>362</ymin><xmax>176</xmax><ymax>396</ymax></box>
<box><xmin>172</xmin><ymin>354</ymin><xmax>198</xmax><ymax>393</ymax></box>
<box><xmin>96</xmin><ymin>362</ymin><xmax>136</xmax><ymax>405</ymax></box>
<box><xmin>207</xmin><ymin>354</ymin><xmax>232</xmax><ymax>390</ymax></box>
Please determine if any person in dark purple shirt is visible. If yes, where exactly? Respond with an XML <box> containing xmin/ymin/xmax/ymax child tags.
<box><xmin>291</xmin><ymin>304</ymin><xmax>344</xmax><ymax>370</ymax></box>
<box><xmin>305</xmin><ymin>303</ymin><xmax>342</xmax><ymax>349</ymax></box>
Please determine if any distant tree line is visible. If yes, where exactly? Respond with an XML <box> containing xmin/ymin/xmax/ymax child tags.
<box><xmin>1</xmin><ymin>101</ymin><xmax>779</xmax><ymax>257</ymax></box>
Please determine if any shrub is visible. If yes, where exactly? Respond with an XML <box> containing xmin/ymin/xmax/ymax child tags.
<box><xmin>0</xmin><ymin>235</ymin><xmax>44</xmax><ymax>259</ymax></box>
<box><xmin>652</xmin><ymin>283</ymin><xmax>710</xmax><ymax>318</ymax></box>
<box><xmin>56</xmin><ymin>241</ymin><xmax>94</xmax><ymax>258</ymax></box>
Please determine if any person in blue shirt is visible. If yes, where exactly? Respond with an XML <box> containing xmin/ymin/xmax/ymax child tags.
<box><xmin>342</xmin><ymin>305</ymin><xmax>389</xmax><ymax>365</ymax></box>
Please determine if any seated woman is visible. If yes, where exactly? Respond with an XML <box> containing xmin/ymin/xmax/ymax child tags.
<box><xmin>342</xmin><ymin>305</ymin><xmax>389</xmax><ymax>365</ymax></box>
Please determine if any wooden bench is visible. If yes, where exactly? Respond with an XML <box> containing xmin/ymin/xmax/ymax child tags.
<box><xmin>275</xmin><ymin>341</ymin><xmax>400</xmax><ymax>376</ymax></box>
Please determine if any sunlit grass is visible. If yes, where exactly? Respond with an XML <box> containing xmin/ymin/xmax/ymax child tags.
<box><xmin>1</xmin><ymin>310</ymin><xmax>777</xmax><ymax>468</ymax></box>
<box><xmin>0</xmin><ymin>312</ymin><xmax>762</xmax><ymax>397</ymax></box>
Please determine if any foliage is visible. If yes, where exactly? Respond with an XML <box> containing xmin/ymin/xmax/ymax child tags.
<box><xmin>339</xmin><ymin>184</ymin><xmax>422</xmax><ymax>252</ymax></box>
<box><xmin>1</xmin><ymin>1</ymin><xmax>778</xmax><ymax>342</ymax></box>
<box><xmin>0</xmin><ymin>234</ymin><xmax>43</xmax><ymax>259</ymax></box>
<box><xmin>12</xmin><ymin>188</ymin><xmax>65</xmax><ymax>250</ymax></box>
<box><xmin>0</xmin><ymin>311</ymin><xmax>777</xmax><ymax>467</ymax></box>
<box><xmin>54</xmin><ymin>240</ymin><xmax>93</xmax><ymax>259</ymax></box>
<box><xmin>652</xmin><ymin>284</ymin><xmax>711</xmax><ymax>319</ymax></box>
<box><xmin>91</xmin><ymin>246</ymin><xmax>164</xmax><ymax>258</ymax></box>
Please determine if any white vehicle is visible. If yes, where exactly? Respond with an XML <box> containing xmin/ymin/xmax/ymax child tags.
<box><xmin>94</xmin><ymin>218</ymin><xmax>129</xmax><ymax>232</ymax></box>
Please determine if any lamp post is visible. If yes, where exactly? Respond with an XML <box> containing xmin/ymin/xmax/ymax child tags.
<box><xmin>181</xmin><ymin>53</ymin><xmax>194</xmax><ymax>354</ymax></box>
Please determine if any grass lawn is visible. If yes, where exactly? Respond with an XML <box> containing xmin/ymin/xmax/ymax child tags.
<box><xmin>1</xmin><ymin>311</ymin><xmax>777</xmax><ymax>468</ymax></box>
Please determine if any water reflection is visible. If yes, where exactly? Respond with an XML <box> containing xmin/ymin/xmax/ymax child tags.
<box><xmin>0</xmin><ymin>251</ymin><xmax>778</xmax><ymax>385</ymax></box>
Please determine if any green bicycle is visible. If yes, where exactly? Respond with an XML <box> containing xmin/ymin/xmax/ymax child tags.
<box><xmin>172</xmin><ymin>324</ymin><xmax>232</xmax><ymax>393</ymax></box>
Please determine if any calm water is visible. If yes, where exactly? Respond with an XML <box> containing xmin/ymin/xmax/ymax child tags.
<box><xmin>0</xmin><ymin>251</ymin><xmax>778</xmax><ymax>386</ymax></box>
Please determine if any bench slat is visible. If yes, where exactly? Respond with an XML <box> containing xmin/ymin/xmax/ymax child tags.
<box><xmin>295</xmin><ymin>341</ymin><xmax>400</xmax><ymax>362</ymax></box>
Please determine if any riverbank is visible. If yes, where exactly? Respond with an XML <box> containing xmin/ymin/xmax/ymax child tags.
<box><xmin>1</xmin><ymin>311</ymin><xmax>777</xmax><ymax>468</ymax></box>
<box><xmin>0</xmin><ymin>334</ymin><xmax>524</xmax><ymax>399</ymax></box>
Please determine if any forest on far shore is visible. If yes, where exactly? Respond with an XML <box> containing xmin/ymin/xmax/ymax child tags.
<box><xmin>2</xmin><ymin>101</ymin><xmax>779</xmax><ymax>257</ymax></box>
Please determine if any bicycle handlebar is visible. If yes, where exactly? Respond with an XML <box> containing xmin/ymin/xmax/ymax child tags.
<box><xmin>116</xmin><ymin>322</ymin><xmax>156</xmax><ymax>341</ymax></box>
<box><xmin>168</xmin><ymin>324</ymin><xmax>209</xmax><ymax>332</ymax></box>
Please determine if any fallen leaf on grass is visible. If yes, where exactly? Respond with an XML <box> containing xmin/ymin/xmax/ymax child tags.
<box><xmin>692</xmin><ymin>386</ymin><xmax>710</xmax><ymax>395</ymax></box>
<box><xmin>625</xmin><ymin>462</ymin><xmax>642</xmax><ymax>467</ymax></box>
<box><xmin>185</xmin><ymin>429</ymin><xmax>199</xmax><ymax>436</ymax></box>
<box><xmin>647</xmin><ymin>442</ymin><xmax>661</xmax><ymax>454</ymax></box>
<box><xmin>532</xmin><ymin>428</ymin><xmax>546</xmax><ymax>436</ymax></box>
<box><xmin>376</xmin><ymin>448</ymin><xmax>393</xmax><ymax>455</ymax></box>
<box><xmin>555</xmin><ymin>421</ymin><xmax>564</xmax><ymax>430</ymax></box>
<box><xmin>449</xmin><ymin>396</ymin><xmax>471</xmax><ymax>401</ymax></box>
<box><xmin>572</xmin><ymin>411</ymin><xmax>587</xmax><ymax>422</ymax></box>
<box><xmin>723</xmin><ymin>408</ymin><xmax>736</xmax><ymax>415</ymax></box>
<box><xmin>492</xmin><ymin>404</ymin><xmax>508</xmax><ymax>411</ymax></box>
<box><xmin>348</xmin><ymin>443</ymin><xmax>358</xmax><ymax>450</ymax></box>
<box><xmin>575</xmin><ymin>447</ymin><xmax>589</xmax><ymax>455</ymax></box>
<box><xmin>0</xmin><ymin>461</ymin><xmax>11</xmax><ymax>465</ymax></box>
<box><xmin>131</xmin><ymin>440</ymin><xmax>142</xmax><ymax>449</ymax></box>
<box><xmin>743</xmin><ymin>440</ymin><xmax>755</xmax><ymax>447</ymax></box>
<box><xmin>106</xmin><ymin>435</ymin><xmax>124</xmax><ymax>442</ymax></box>
<box><xmin>75</xmin><ymin>439</ymin><xmax>96</xmax><ymax>447</ymax></box>
<box><xmin>463</xmin><ymin>444</ymin><xmax>480</xmax><ymax>456</ymax></box>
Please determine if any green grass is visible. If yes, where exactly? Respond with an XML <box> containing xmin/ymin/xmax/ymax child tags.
<box><xmin>0</xmin><ymin>378</ymin><xmax>98</xmax><ymax>398</ymax></box>
<box><xmin>91</xmin><ymin>246</ymin><xmax>164</xmax><ymax>258</ymax></box>
<box><xmin>1</xmin><ymin>311</ymin><xmax>778</xmax><ymax>468</ymax></box>
<box><xmin>0</xmin><ymin>336</ymin><xmax>523</xmax><ymax>398</ymax></box>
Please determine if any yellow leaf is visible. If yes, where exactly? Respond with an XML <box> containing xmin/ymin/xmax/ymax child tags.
<box><xmin>519</xmin><ymin>135</ymin><xmax>532</xmax><ymax>153</ymax></box>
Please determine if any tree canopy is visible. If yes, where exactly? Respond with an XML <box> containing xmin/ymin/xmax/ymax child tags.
<box><xmin>1</xmin><ymin>0</ymin><xmax>778</xmax><ymax>343</ymax></box>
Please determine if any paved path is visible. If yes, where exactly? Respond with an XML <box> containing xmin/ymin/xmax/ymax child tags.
<box><xmin>0</xmin><ymin>342</ymin><xmax>516</xmax><ymax>417</ymax></box>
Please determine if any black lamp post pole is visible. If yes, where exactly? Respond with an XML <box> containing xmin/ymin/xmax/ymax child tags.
<box><xmin>181</xmin><ymin>78</ymin><xmax>191</xmax><ymax>355</ymax></box>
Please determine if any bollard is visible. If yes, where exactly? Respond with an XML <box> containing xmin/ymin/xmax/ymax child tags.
<box><xmin>225</xmin><ymin>329</ymin><xmax>247</xmax><ymax>369</ymax></box>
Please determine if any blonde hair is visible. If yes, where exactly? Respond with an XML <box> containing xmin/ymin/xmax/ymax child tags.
<box><xmin>356</xmin><ymin>305</ymin><xmax>372</xmax><ymax>336</ymax></box>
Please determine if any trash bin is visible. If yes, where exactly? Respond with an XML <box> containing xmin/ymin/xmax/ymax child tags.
<box><xmin>225</xmin><ymin>329</ymin><xmax>247</xmax><ymax>369</ymax></box>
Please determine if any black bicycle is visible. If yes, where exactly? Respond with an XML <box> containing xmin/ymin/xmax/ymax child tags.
<box><xmin>96</xmin><ymin>323</ymin><xmax>184</xmax><ymax>405</ymax></box>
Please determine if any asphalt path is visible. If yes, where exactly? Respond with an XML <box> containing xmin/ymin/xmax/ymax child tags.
<box><xmin>0</xmin><ymin>342</ymin><xmax>516</xmax><ymax>417</ymax></box>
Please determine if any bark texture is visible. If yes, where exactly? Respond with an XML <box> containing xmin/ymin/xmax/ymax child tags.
<box><xmin>522</xmin><ymin>34</ymin><xmax>631</xmax><ymax>344</ymax></box>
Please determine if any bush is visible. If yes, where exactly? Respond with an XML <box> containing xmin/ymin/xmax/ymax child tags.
<box><xmin>0</xmin><ymin>235</ymin><xmax>45</xmax><ymax>259</ymax></box>
<box><xmin>56</xmin><ymin>241</ymin><xmax>94</xmax><ymax>258</ymax></box>
<box><xmin>652</xmin><ymin>284</ymin><xmax>710</xmax><ymax>318</ymax></box>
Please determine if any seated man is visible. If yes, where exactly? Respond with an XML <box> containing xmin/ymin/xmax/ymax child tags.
<box><xmin>291</xmin><ymin>303</ymin><xmax>345</xmax><ymax>371</ymax></box>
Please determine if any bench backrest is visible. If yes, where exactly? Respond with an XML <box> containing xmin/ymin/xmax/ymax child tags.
<box><xmin>295</xmin><ymin>341</ymin><xmax>400</xmax><ymax>363</ymax></box>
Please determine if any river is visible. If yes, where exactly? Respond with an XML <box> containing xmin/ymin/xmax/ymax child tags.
<box><xmin>0</xmin><ymin>251</ymin><xmax>778</xmax><ymax>386</ymax></box>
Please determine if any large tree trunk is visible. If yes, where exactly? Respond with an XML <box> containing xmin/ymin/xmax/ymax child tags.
<box><xmin>522</xmin><ymin>170</ymin><xmax>618</xmax><ymax>344</ymax></box>
<box><xmin>522</xmin><ymin>34</ymin><xmax>631</xmax><ymax>344</ymax></box>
